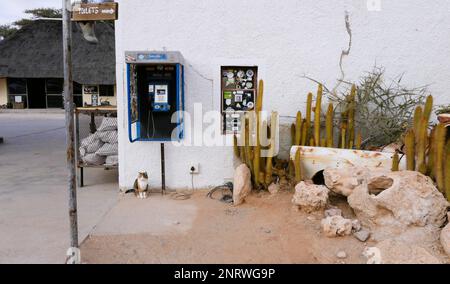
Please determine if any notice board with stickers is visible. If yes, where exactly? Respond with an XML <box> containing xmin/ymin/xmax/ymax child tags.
<box><xmin>220</xmin><ymin>66</ymin><xmax>258</xmax><ymax>134</ymax></box>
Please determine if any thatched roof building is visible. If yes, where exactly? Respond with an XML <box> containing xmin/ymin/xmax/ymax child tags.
<box><xmin>0</xmin><ymin>19</ymin><xmax>116</xmax><ymax>108</ymax></box>
<box><xmin>0</xmin><ymin>19</ymin><xmax>115</xmax><ymax>85</ymax></box>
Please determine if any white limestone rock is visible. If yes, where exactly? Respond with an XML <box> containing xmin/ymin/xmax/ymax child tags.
<box><xmin>347</xmin><ymin>171</ymin><xmax>449</xmax><ymax>242</ymax></box>
<box><xmin>336</xmin><ymin>251</ymin><xmax>347</xmax><ymax>259</ymax></box>
<box><xmin>233</xmin><ymin>164</ymin><xmax>252</xmax><ymax>206</ymax></box>
<box><xmin>363</xmin><ymin>247</ymin><xmax>382</xmax><ymax>264</ymax></box>
<box><xmin>268</xmin><ymin>183</ymin><xmax>280</xmax><ymax>195</ymax></box>
<box><xmin>440</xmin><ymin>222</ymin><xmax>450</xmax><ymax>257</ymax></box>
<box><xmin>292</xmin><ymin>182</ymin><xmax>329</xmax><ymax>213</ymax></box>
<box><xmin>323</xmin><ymin>166</ymin><xmax>390</xmax><ymax>197</ymax></box>
<box><xmin>321</xmin><ymin>215</ymin><xmax>353</xmax><ymax>237</ymax></box>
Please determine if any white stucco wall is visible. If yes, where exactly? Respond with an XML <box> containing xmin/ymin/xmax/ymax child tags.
<box><xmin>116</xmin><ymin>0</ymin><xmax>450</xmax><ymax>189</ymax></box>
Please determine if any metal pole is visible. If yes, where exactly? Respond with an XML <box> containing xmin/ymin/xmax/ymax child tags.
<box><xmin>62</xmin><ymin>0</ymin><xmax>78</xmax><ymax>249</ymax></box>
<box><xmin>161</xmin><ymin>143</ymin><xmax>166</xmax><ymax>195</ymax></box>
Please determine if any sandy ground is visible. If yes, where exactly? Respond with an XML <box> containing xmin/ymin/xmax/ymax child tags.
<box><xmin>81</xmin><ymin>190</ymin><xmax>372</xmax><ymax>264</ymax></box>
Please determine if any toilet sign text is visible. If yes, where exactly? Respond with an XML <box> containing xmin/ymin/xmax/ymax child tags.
<box><xmin>72</xmin><ymin>2</ymin><xmax>118</xmax><ymax>21</ymax></box>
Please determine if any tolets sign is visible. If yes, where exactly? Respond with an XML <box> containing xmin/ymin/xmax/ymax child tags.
<box><xmin>72</xmin><ymin>2</ymin><xmax>118</xmax><ymax>21</ymax></box>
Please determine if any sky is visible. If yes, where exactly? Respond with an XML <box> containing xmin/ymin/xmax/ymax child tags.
<box><xmin>0</xmin><ymin>0</ymin><xmax>105</xmax><ymax>25</ymax></box>
<box><xmin>0</xmin><ymin>0</ymin><xmax>61</xmax><ymax>25</ymax></box>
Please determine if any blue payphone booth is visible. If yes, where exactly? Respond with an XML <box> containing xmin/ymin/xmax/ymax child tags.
<box><xmin>126</xmin><ymin>51</ymin><xmax>185</xmax><ymax>142</ymax></box>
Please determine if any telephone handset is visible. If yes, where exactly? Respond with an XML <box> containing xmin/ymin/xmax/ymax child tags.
<box><xmin>148</xmin><ymin>83</ymin><xmax>170</xmax><ymax>112</ymax></box>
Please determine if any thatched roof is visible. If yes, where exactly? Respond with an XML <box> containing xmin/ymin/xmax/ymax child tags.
<box><xmin>0</xmin><ymin>19</ymin><xmax>115</xmax><ymax>85</ymax></box>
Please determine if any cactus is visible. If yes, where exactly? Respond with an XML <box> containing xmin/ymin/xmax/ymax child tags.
<box><xmin>405</xmin><ymin>129</ymin><xmax>415</xmax><ymax>171</ymax></box>
<box><xmin>294</xmin><ymin>148</ymin><xmax>302</xmax><ymax>183</ymax></box>
<box><xmin>339</xmin><ymin>110</ymin><xmax>348</xmax><ymax>148</ymax></box>
<box><xmin>301</xmin><ymin>119</ymin><xmax>307</xmax><ymax>146</ymax></box>
<box><xmin>288</xmin><ymin>160</ymin><xmax>295</xmax><ymax>179</ymax></box>
<box><xmin>413</xmin><ymin>106</ymin><xmax>423</xmax><ymax>139</ymax></box>
<box><xmin>239</xmin><ymin>142</ymin><xmax>245</xmax><ymax>164</ymax></box>
<box><xmin>355</xmin><ymin>131</ymin><xmax>362</xmax><ymax>150</ymax></box>
<box><xmin>445</xmin><ymin>140</ymin><xmax>450</xmax><ymax>201</ymax></box>
<box><xmin>427</xmin><ymin>126</ymin><xmax>436</xmax><ymax>179</ymax></box>
<box><xmin>253</xmin><ymin>140</ymin><xmax>261</xmax><ymax>186</ymax></box>
<box><xmin>233</xmin><ymin>134</ymin><xmax>240</xmax><ymax>158</ymax></box>
<box><xmin>314</xmin><ymin>84</ymin><xmax>323</xmax><ymax>146</ymax></box>
<box><xmin>435</xmin><ymin>123</ymin><xmax>446</xmax><ymax>193</ymax></box>
<box><xmin>340</xmin><ymin>122</ymin><xmax>347</xmax><ymax>149</ymax></box>
<box><xmin>347</xmin><ymin>85</ymin><xmax>356</xmax><ymax>149</ymax></box>
<box><xmin>256</xmin><ymin>80</ymin><xmax>264</xmax><ymax>112</ymax></box>
<box><xmin>260</xmin><ymin>119</ymin><xmax>268</xmax><ymax>177</ymax></box>
<box><xmin>416</xmin><ymin>117</ymin><xmax>428</xmax><ymax>174</ymax></box>
<box><xmin>302</xmin><ymin>92</ymin><xmax>313</xmax><ymax>146</ymax></box>
<box><xmin>391</xmin><ymin>151</ymin><xmax>400</xmax><ymax>171</ymax></box>
<box><xmin>423</xmin><ymin>95</ymin><xmax>433</xmax><ymax>123</ymax></box>
<box><xmin>251</xmin><ymin>80</ymin><xmax>265</xmax><ymax>187</ymax></box>
<box><xmin>265</xmin><ymin>112</ymin><xmax>278</xmax><ymax>185</ymax></box>
<box><xmin>295</xmin><ymin>111</ymin><xmax>302</xmax><ymax>145</ymax></box>
<box><xmin>325</xmin><ymin>103</ymin><xmax>334</xmax><ymax>148</ymax></box>
<box><xmin>290</xmin><ymin>123</ymin><xmax>296</xmax><ymax>146</ymax></box>
<box><xmin>243</xmin><ymin>117</ymin><xmax>251</xmax><ymax>167</ymax></box>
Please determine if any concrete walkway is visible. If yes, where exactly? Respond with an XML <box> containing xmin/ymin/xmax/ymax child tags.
<box><xmin>0</xmin><ymin>112</ymin><xmax>118</xmax><ymax>263</ymax></box>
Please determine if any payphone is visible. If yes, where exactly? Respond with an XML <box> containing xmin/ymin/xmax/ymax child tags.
<box><xmin>149</xmin><ymin>84</ymin><xmax>170</xmax><ymax>112</ymax></box>
<box><xmin>221</xmin><ymin>66</ymin><xmax>258</xmax><ymax>134</ymax></box>
<box><xmin>126</xmin><ymin>51</ymin><xmax>185</xmax><ymax>142</ymax></box>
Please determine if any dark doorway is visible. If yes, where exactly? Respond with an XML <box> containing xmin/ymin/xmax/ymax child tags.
<box><xmin>27</xmin><ymin>78</ymin><xmax>46</xmax><ymax>108</ymax></box>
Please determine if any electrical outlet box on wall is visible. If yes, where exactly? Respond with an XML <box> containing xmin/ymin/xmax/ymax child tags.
<box><xmin>189</xmin><ymin>163</ymin><xmax>199</xmax><ymax>174</ymax></box>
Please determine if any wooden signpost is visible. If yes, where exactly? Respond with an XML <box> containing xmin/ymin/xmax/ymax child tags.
<box><xmin>64</xmin><ymin>0</ymin><xmax>119</xmax><ymax>264</ymax></box>
<box><xmin>72</xmin><ymin>2</ymin><xmax>118</xmax><ymax>21</ymax></box>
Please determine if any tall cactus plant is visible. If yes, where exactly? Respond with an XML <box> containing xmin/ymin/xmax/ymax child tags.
<box><xmin>340</xmin><ymin>122</ymin><xmax>347</xmax><ymax>149</ymax></box>
<box><xmin>423</xmin><ymin>95</ymin><xmax>433</xmax><ymax>123</ymax></box>
<box><xmin>435</xmin><ymin>123</ymin><xmax>446</xmax><ymax>193</ymax></box>
<box><xmin>355</xmin><ymin>131</ymin><xmax>362</xmax><ymax>150</ymax></box>
<box><xmin>325</xmin><ymin>103</ymin><xmax>334</xmax><ymax>148</ymax></box>
<box><xmin>445</xmin><ymin>140</ymin><xmax>450</xmax><ymax>201</ymax></box>
<box><xmin>265</xmin><ymin>111</ymin><xmax>278</xmax><ymax>185</ymax></box>
<box><xmin>252</xmin><ymin>80</ymin><xmax>264</xmax><ymax>187</ymax></box>
<box><xmin>295</xmin><ymin>111</ymin><xmax>302</xmax><ymax>145</ymax></box>
<box><xmin>294</xmin><ymin>148</ymin><xmax>302</xmax><ymax>183</ymax></box>
<box><xmin>427</xmin><ymin>126</ymin><xmax>436</xmax><ymax>179</ymax></box>
<box><xmin>347</xmin><ymin>85</ymin><xmax>356</xmax><ymax>149</ymax></box>
<box><xmin>290</xmin><ymin>123</ymin><xmax>296</xmax><ymax>146</ymax></box>
<box><xmin>391</xmin><ymin>151</ymin><xmax>400</xmax><ymax>171</ymax></box>
<box><xmin>314</xmin><ymin>84</ymin><xmax>323</xmax><ymax>146</ymax></box>
<box><xmin>233</xmin><ymin>134</ymin><xmax>240</xmax><ymax>158</ymax></box>
<box><xmin>405</xmin><ymin>129</ymin><xmax>415</xmax><ymax>171</ymax></box>
<box><xmin>416</xmin><ymin>117</ymin><xmax>428</xmax><ymax>174</ymax></box>
<box><xmin>302</xmin><ymin>92</ymin><xmax>313</xmax><ymax>146</ymax></box>
<box><xmin>413</xmin><ymin>106</ymin><xmax>423</xmax><ymax>140</ymax></box>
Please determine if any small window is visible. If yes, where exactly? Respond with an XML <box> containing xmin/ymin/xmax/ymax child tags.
<box><xmin>7</xmin><ymin>78</ymin><xmax>27</xmax><ymax>94</ymax></box>
<box><xmin>46</xmin><ymin>79</ymin><xmax>63</xmax><ymax>94</ymax></box>
<box><xmin>99</xmin><ymin>85</ymin><xmax>114</xmax><ymax>97</ymax></box>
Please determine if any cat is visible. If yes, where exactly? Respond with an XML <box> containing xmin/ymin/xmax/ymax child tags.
<box><xmin>125</xmin><ymin>171</ymin><xmax>149</xmax><ymax>199</ymax></box>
